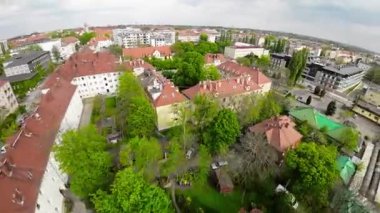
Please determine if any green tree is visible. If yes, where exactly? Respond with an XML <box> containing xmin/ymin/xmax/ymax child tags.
<box><xmin>126</xmin><ymin>97</ymin><xmax>156</xmax><ymax>138</ymax></box>
<box><xmin>326</xmin><ymin>101</ymin><xmax>337</xmax><ymax>116</ymax></box>
<box><xmin>249</xmin><ymin>35</ymin><xmax>256</xmax><ymax>45</ymax></box>
<box><xmin>285</xmin><ymin>142</ymin><xmax>338</xmax><ymax>208</ymax></box>
<box><xmin>236</xmin><ymin>57</ymin><xmax>251</xmax><ymax>66</ymax></box>
<box><xmin>24</xmin><ymin>44</ymin><xmax>43</xmax><ymax>52</ymax></box>
<box><xmin>288</xmin><ymin>48</ymin><xmax>309</xmax><ymax>86</ymax></box>
<box><xmin>54</xmin><ymin>125</ymin><xmax>112</xmax><ymax>199</ymax></box>
<box><xmin>92</xmin><ymin>168</ymin><xmax>173</xmax><ymax>213</ymax></box>
<box><xmin>108</xmin><ymin>44</ymin><xmax>123</xmax><ymax>57</ymax></box>
<box><xmin>192</xmin><ymin>94</ymin><xmax>220</xmax><ymax>141</ymax></box>
<box><xmin>78</xmin><ymin>32</ymin><xmax>95</xmax><ymax>45</ymax></box>
<box><xmin>160</xmin><ymin>139</ymin><xmax>186</xmax><ymax>176</ymax></box>
<box><xmin>255</xmin><ymin>55</ymin><xmax>271</xmax><ymax>69</ymax></box>
<box><xmin>339</xmin><ymin>128</ymin><xmax>359</xmax><ymax>151</ymax></box>
<box><xmin>200</xmin><ymin>65</ymin><xmax>221</xmax><ymax>81</ymax></box>
<box><xmin>204</xmin><ymin>109</ymin><xmax>240</xmax><ymax>153</ymax></box>
<box><xmin>199</xmin><ymin>33</ymin><xmax>208</xmax><ymax>42</ymax></box>
<box><xmin>364</xmin><ymin>65</ymin><xmax>380</xmax><ymax>84</ymax></box>
<box><xmin>120</xmin><ymin>137</ymin><xmax>162</xmax><ymax>179</ymax></box>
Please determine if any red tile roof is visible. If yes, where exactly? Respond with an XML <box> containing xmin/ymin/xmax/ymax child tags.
<box><xmin>0</xmin><ymin>49</ymin><xmax>120</xmax><ymax>213</ymax></box>
<box><xmin>123</xmin><ymin>59</ymin><xmax>155</xmax><ymax>71</ymax></box>
<box><xmin>9</xmin><ymin>33</ymin><xmax>49</xmax><ymax>48</ymax></box>
<box><xmin>153</xmin><ymin>82</ymin><xmax>187</xmax><ymax>107</ymax></box>
<box><xmin>182</xmin><ymin>76</ymin><xmax>261</xmax><ymax>100</ymax></box>
<box><xmin>218</xmin><ymin>61</ymin><xmax>271</xmax><ymax>85</ymax></box>
<box><xmin>204</xmin><ymin>53</ymin><xmax>227</xmax><ymax>65</ymax></box>
<box><xmin>123</xmin><ymin>46</ymin><xmax>172</xmax><ymax>59</ymax></box>
<box><xmin>248</xmin><ymin>116</ymin><xmax>303</xmax><ymax>153</ymax></box>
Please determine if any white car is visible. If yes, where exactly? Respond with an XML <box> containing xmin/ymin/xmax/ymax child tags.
<box><xmin>275</xmin><ymin>184</ymin><xmax>299</xmax><ymax>209</ymax></box>
<box><xmin>211</xmin><ymin>161</ymin><xmax>228</xmax><ymax>170</ymax></box>
<box><xmin>186</xmin><ymin>148</ymin><xmax>194</xmax><ymax>160</ymax></box>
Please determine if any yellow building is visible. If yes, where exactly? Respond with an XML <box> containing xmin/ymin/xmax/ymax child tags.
<box><xmin>352</xmin><ymin>89</ymin><xmax>380</xmax><ymax>125</ymax></box>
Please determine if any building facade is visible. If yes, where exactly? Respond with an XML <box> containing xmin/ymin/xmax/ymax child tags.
<box><xmin>113</xmin><ymin>28</ymin><xmax>151</xmax><ymax>48</ymax></box>
<box><xmin>4</xmin><ymin>51</ymin><xmax>51</xmax><ymax>77</ymax></box>
<box><xmin>0</xmin><ymin>80</ymin><xmax>18</xmax><ymax>116</ymax></box>
<box><xmin>224</xmin><ymin>45</ymin><xmax>269</xmax><ymax>59</ymax></box>
<box><xmin>123</xmin><ymin>46</ymin><xmax>172</xmax><ymax>60</ymax></box>
<box><xmin>352</xmin><ymin>89</ymin><xmax>380</xmax><ymax>125</ymax></box>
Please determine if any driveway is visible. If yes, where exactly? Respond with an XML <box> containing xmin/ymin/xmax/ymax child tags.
<box><xmin>79</xmin><ymin>98</ymin><xmax>94</xmax><ymax>128</ymax></box>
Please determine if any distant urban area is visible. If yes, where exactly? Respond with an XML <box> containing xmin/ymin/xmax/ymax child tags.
<box><xmin>0</xmin><ymin>24</ymin><xmax>379</xmax><ymax>213</ymax></box>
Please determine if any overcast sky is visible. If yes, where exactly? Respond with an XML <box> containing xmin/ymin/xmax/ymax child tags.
<box><xmin>0</xmin><ymin>0</ymin><xmax>379</xmax><ymax>52</ymax></box>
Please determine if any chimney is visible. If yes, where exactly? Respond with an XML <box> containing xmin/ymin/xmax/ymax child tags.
<box><xmin>12</xmin><ymin>188</ymin><xmax>24</xmax><ymax>206</ymax></box>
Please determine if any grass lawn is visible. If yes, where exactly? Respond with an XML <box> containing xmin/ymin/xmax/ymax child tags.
<box><xmin>180</xmin><ymin>181</ymin><xmax>247</xmax><ymax>213</ymax></box>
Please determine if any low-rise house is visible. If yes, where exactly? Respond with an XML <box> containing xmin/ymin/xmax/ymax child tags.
<box><xmin>224</xmin><ymin>43</ymin><xmax>269</xmax><ymax>59</ymax></box>
<box><xmin>0</xmin><ymin>80</ymin><xmax>18</xmax><ymax>116</ymax></box>
<box><xmin>177</xmin><ymin>29</ymin><xmax>220</xmax><ymax>43</ymax></box>
<box><xmin>3</xmin><ymin>51</ymin><xmax>51</xmax><ymax>79</ymax></box>
<box><xmin>123</xmin><ymin>46</ymin><xmax>172</xmax><ymax>60</ymax></box>
<box><xmin>248</xmin><ymin>116</ymin><xmax>303</xmax><ymax>153</ymax></box>
<box><xmin>352</xmin><ymin>88</ymin><xmax>380</xmax><ymax>125</ymax></box>
<box><xmin>204</xmin><ymin>53</ymin><xmax>227</xmax><ymax>66</ymax></box>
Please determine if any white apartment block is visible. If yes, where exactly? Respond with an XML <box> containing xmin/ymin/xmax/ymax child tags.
<box><xmin>224</xmin><ymin>44</ymin><xmax>269</xmax><ymax>59</ymax></box>
<box><xmin>113</xmin><ymin>27</ymin><xmax>151</xmax><ymax>48</ymax></box>
<box><xmin>71</xmin><ymin>72</ymin><xmax>121</xmax><ymax>98</ymax></box>
<box><xmin>0</xmin><ymin>80</ymin><xmax>18</xmax><ymax>116</ymax></box>
<box><xmin>4</xmin><ymin>51</ymin><xmax>51</xmax><ymax>77</ymax></box>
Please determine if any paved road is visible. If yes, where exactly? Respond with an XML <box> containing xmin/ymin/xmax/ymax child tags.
<box><xmin>78</xmin><ymin>98</ymin><xmax>94</xmax><ymax>128</ymax></box>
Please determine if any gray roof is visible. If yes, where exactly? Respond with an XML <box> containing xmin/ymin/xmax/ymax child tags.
<box><xmin>357</xmin><ymin>100</ymin><xmax>380</xmax><ymax>116</ymax></box>
<box><xmin>5</xmin><ymin>51</ymin><xmax>49</xmax><ymax>68</ymax></box>
<box><xmin>0</xmin><ymin>72</ymin><xmax>38</xmax><ymax>83</ymax></box>
<box><xmin>323</xmin><ymin>65</ymin><xmax>363</xmax><ymax>76</ymax></box>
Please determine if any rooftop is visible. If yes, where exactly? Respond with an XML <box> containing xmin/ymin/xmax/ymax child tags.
<box><xmin>249</xmin><ymin>116</ymin><xmax>303</xmax><ymax>153</ymax></box>
<box><xmin>204</xmin><ymin>53</ymin><xmax>227</xmax><ymax>64</ymax></box>
<box><xmin>0</xmin><ymin>72</ymin><xmax>38</xmax><ymax>83</ymax></box>
<box><xmin>123</xmin><ymin>46</ymin><xmax>172</xmax><ymax>59</ymax></box>
<box><xmin>5</xmin><ymin>51</ymin><xmax>50</xmax><ymax>68</ymax></box>
<box><xmin>323</xmin><ymin>65</ymin><xmax>363</xmax><ymax>76</ymax></box>
<box><xmin>218</xmin><ymin>61</ymin><xmax>271</xmax><ymax>85</ymax></box>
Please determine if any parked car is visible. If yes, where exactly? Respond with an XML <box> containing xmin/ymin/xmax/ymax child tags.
<box><xmin>275</xmin><ymin>184</ymin><xmax>299</xmax><ymax>209</ymax></box>
<box><xmin>211</xmin><ymin>161</ymin><xmax>228</xmax><ymax>170</ymax></box>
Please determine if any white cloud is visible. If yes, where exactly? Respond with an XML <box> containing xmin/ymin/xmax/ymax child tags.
<box><xmin>0</xmin><ymin>0</ymin><xmax>379</xmax><ymax>52</ymax></box>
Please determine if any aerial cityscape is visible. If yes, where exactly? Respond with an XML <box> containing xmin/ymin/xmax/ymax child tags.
<box><xmin>0</xmin><ymin>1</ymin><xmax>380</xmax><ymax>213</ymax></box>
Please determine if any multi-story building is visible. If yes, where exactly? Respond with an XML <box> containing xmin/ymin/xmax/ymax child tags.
<box><xmin>0</xmin><ymin>40</ymin><xmax>9</xmax><ymax>55</ymax></box>
<box><xmin>303</xmin><ymin>63</ymin><xmax>366</xmax><ymax>91</ymax></box>
<box><xmin>113</xmin><ymin>27</ymin><xmax>151</xmax><ymax>48</ymax></box>
<box><xmin>270</xmin><ymin>53</ymin><xmax>291</xmax><ymax>70</ymax></box>
<box><xmin>123</xmin><ymin>46</ymin><xmax>172</xmax><ymax>60</ymax></box>
<box><xmin>0</xmin><ymin>80</ymin><xmax>18</xmax><ymax>116</ymax></box>
<box><xmin>224</xmin><ymin>43</ymin><xmax>269</xmax><ymax>59</ymax></box>
<box><xmin>0</xmin><ymin>48</ymin><xmax>128</xmax><ymax>213</ymax></box>
<box><xmin>177</xmin><ymin>29</ymin><xmax>220</xmax><ymax>43</ymax></box>
<box><xmin>3</xmin><ymin>51</ymin><xmax>51</xmax><ymax>78</ymax></box>
<box><xmin>151</xmin><ymin>29</ymin><xmax>176</xmax><ymax>46</ymax></box>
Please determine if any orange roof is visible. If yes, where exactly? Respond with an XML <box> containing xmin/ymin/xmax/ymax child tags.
<box><xmin>123</xmin><ymin>46</ymin><xmax>172</xmax><ymax>59</ymax></box>
<box><xmin>0</xmin><ymin>49</ymin><xmax>122</xmax><ymax>212</ymax></box>
<box><xmin>204</xmin><ymin>53</ymin><xmax>227</xmax><ymax>64</ymax></box>
<box><xmin>218</xmin><ymin>61</ymin><xmax>271</xmax><ymax>85</ymax></box>
<box><xmin>9</xmin><ymin>33</ymin><xmax>49</xmax><ymax>48</ymax></box>
<box><xmin>153</xmin><ymin>82</ymin><xmax>187</xmax><ymax>107</ymax></box>
<box><xmin>93</xmin><ymin>28</ymin><xmax>113</xmax><ymax>41</ymax></box>
<box><xmin>248</xmin><ymin>116</ymin><xmax>303</xmax><ymax>153</ymax></box>
<box><xmin>182</xmin><ymin>76</ymin><xmax>261</xmax><ymax>100</ymax></box>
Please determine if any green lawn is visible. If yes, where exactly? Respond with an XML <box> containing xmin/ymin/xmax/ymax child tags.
<box><xmin>180</xmin><ymin>181</ymin><xmax>246</xmax><ymax>213</ymax></box>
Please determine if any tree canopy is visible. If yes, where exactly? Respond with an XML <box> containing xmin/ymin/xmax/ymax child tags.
<box><xmin>92</xmin><ymin>168</ymin><xmax>173</xmax><ymax>213</ymax></box>
<box><xmin>285</xmin><ymin>142</ymin><xmax>339</xmax><ymax>208</ymax></box>
<box><xmin>200</xmin><ymin>65</ymin><xmax>221</xmax><ymax>81</ymax></box>
<box><xmin>364</xmin><ymin>65</ymin><xmax>380</xmax><ymax>85</ymax></box>
<box><xmin>203</xmin><ymin>109</ymin><xmax>240</xmax><ymax>153</ymax></box>
<box><xmin>79</xmin><ymin>32</ymin><xmax>95</xmax><ymax>45</ymax></box>
<box><xmin>54</xmin><ymin>125</ymin><xmax>113</xmax><ymax>199</ymax></box>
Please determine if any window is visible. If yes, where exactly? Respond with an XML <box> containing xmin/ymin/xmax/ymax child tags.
<box><xmin>105</xmin><ymin>83</ymin><xmax>108</xmax><ymax>86</ymax></box>
<box><xmin>104</xmin><ymin>77</ymin><xmax>107</xmax><ymax>80</ymax></box>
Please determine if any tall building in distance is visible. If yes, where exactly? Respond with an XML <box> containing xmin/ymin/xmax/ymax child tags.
<box><xmin>113</xmin><ymin>27</ymin><xmax>176</xmax><ymax>48</ymax></box>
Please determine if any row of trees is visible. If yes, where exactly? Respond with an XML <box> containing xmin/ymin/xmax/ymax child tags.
<box><xmin>264</xmin><ymin>35</ymin><xmax>288</xmax><ymax>53</ymax></box>
<box><xmin>288</xmin><ymin>48</ymin><xmax>309</xmax><ymax>86</ymax></box>
<box><xmin>236</xmin><ymin>54</ymin><xmax>271</xmax><ymax>71</ymax></box>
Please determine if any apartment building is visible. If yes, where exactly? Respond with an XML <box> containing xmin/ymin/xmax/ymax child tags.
<box><xmin>270</xmin><ymin>53</ymin><xmax>291</xmax><ymax>70</ymax></box>
<box><xmin>151</xmin><ymin>29</ymin><xmax>176</xmax><ymax>46</ymax></box>
<box><xmin>224</xmin><ymin>44</ymin><xmax>269</xmax><ymax>59</ymax></box>
<box><xmin>61</xmin><ymin>37</ymin><xmax>79</xmax><ymax>60</ymax></box>
<box><xmin>3</xmin><ymin>51</ymin><xmax>51</xmax><ymax>78</ymax></box>
<box><xmin>0</xmin><ymin>80</ymin><xmax>18</xmax><ymax>116</ymax></box>
<box><xmin>123</xmin><ymin>46</ymin><xmax>172</xmax><ymax>60</ymax></box>
<box><xmin>177</xmin><ymin>29</ymin><xmax>220</xmax><ymax>43</ymax></box>
<box><xmin>113</xmin><ymin>27</ymin><xmax>151</xmax><ymax>48</ymax></box>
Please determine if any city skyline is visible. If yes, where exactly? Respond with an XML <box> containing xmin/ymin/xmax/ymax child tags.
<box><xmin>0</xmin><ymin>0</ymin><xmax>379</xmax><ymax>52</ymax></box>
